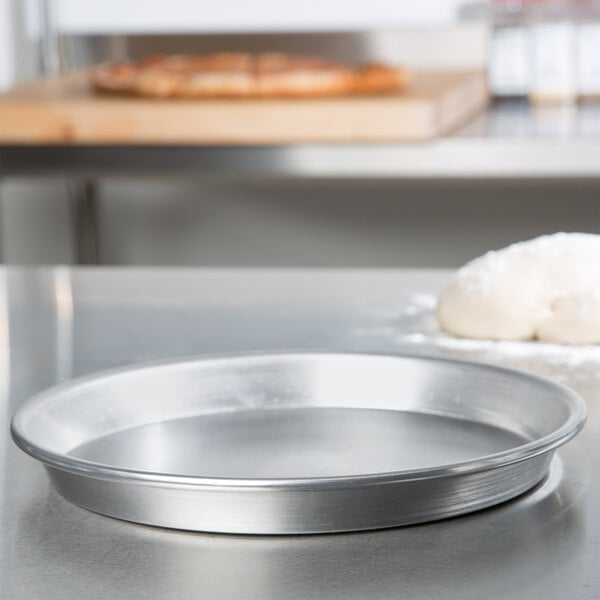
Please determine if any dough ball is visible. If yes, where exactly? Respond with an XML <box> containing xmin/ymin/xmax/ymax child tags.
<box><xmin>436</xmin><ymin>233</ymin><xmax>600</xmax><ymax>344</ymax></box>
<box><xmin>537</xmin><ymin>293</ymin><xmax>600</xmax><ymax>344</ymax></box>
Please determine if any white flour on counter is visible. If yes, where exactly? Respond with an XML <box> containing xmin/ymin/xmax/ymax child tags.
<box><xmin>354</xmin><ymin>292</ymin><xmax>600</xmax><ymax>390</ymax></box>
<box><xmin>401</xmin><ymin>330</ymin><xmax>600</xmax><ymax>386</ymax></box>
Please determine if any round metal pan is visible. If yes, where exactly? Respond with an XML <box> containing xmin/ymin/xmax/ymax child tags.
<box><xmin>11</xmin><ymin>353</ymin><xmax>586</xmax><ymax>534</ymax></box>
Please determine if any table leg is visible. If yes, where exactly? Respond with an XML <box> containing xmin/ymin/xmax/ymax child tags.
<box><xmin>69</xmin><ymin>180</ymin><xmax>100</xmax><ymax>265</ymax></box>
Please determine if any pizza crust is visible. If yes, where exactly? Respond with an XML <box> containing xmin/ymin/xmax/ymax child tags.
<box><xmin>93</xmin><ymin>53</ymin><xmax>411</xmax><ymax>99</ymax></box>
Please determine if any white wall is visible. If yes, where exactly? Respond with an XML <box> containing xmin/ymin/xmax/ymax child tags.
<box><xmin>0</xmin><ymin>0</ymin><xmax>38</xmax><ymax>89</ymax></box>
<box><xmin>49</xmin><ymin>1</ymin><xmax>467</xmax><ymax>34</ymax></box>
<box><xmin>0</xmin><ymin>0</ymin><xmax>14</xmax><ymax>89</ymax></box>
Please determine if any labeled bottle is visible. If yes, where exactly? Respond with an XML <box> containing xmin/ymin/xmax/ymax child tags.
<box><xmin>489</xmin><ymin>0</ymin><xmax>531</xmax><ymax>98</ymax></box>
<box><xmin>529</xmin><ymin>0</ymin><xmax>577</xmax><ymax>104</ymax></box>
<box><xmin>576</xmin><ymin>0</ymin><xmax>600</xmax><ymax>98</ymax></box>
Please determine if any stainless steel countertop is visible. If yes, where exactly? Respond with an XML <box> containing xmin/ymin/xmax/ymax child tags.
<box><xmin>2</xmin><ymin>267</ymin><xmax>599</xmax><ymax>599</ymax></box>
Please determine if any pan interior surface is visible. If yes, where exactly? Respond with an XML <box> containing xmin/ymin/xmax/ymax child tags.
<box><xmin>68</xmin><ymin>407</ymin><xmax>528</xmax><ymax>479</ymax></box>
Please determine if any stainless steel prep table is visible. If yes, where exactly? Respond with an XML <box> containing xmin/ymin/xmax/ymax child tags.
<box><xmin>2</xmin><ymin>267</ymin><xmax>598</xmax><ymax>599</ymax></box>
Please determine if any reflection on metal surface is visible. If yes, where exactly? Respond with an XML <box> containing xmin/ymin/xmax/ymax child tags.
<box><xmin>0</xmin><ymin>271</ymin><xmax>11</xmax><ymax>396</ymax></box>
<box><xmin>53</xmin><ymin>267</ymin><xmax>73</xmax><ymax>383</ymax></box>
<box><xmin>0</xmin><ymin>271</ymin><xmax>10</xmax><ymax>528</ymax></box>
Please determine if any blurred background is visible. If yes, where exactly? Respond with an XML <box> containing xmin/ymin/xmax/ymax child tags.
<box><xmin>1</xmin><ymin>0</ymin><xmax>599</xmax><ymax>267</ymax></box>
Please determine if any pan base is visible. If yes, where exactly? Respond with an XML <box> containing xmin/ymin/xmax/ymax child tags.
<box><xmin>68</xmin><ymin>407</ymin><xmax>527</xmax><ymax>479</ymax></box>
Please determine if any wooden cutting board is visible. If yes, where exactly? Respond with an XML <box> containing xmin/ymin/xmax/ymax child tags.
<box><xmin>0</xmin><ymin>70</ymin><xmax>487</xmax><ymax>144</ymax></box>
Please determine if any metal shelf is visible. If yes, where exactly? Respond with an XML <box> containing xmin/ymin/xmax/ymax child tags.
<box><xmin>3</xmin><ymin>101</ymin><xmax>600</xmax><ymax>179</ymax></box>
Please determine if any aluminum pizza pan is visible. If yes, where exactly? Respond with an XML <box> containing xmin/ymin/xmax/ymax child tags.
<box><xmin>11</xmin><ymin>352</ymin><xmax>586</xmax><ymax>535</ymax></box>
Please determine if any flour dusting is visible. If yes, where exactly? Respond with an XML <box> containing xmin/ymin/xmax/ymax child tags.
<box><xmin>354</xmin><ymin>291</ymin><xmax>600</xmax><ymax>391</ymax></box>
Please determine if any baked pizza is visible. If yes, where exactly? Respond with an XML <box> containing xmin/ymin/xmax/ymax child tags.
<box><xmin>93</xmin><ymin>53</ymin><xmax>411</xmax><ymax>99</ymax></box>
